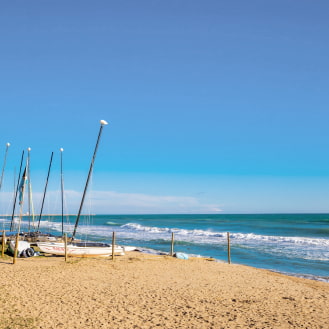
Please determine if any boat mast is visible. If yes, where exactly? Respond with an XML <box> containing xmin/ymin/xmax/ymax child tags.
<box><xmin>27</xmin><ymin>147</ymin><xmax>34</xmax><ymax>232</ymax></box>
<box><xmin>0</xmin><ymin>142</ymin><xmax>10</xmax><ymax>192</ymax></box>
<box><xmin>10</xmin><ymin>150</ymin><xmax>25</xmax><ymax>231</ymax></box>
<box><xmin>71</xmin><ymin>119</ymin><xmax>108</xmax><ymax>241</ymax></box>
<box><xmin>37</xmin><ymin>152</ymin><xmax>54</xmax><ymax>231</ymax></box>
<box><xmin>17</xmin><ymin>163</ymin><xmax>28</xmax><ymax>233</ymax></box>
<box><xmin>60</xmin><ymin>148</ymin><xmax>64</xmax><ymax>236</ymax></box>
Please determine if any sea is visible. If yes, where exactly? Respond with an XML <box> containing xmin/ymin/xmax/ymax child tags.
<box><xmin>1</xmin><ymin>213</ymin><xmax>328</xmax><ymax>282</ymax></box>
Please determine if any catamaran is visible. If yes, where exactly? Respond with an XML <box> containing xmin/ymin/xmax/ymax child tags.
<box><xmin>8</xmin><ymin>239</ymin><xmax>35</xmax><ymax>257</ymax></box>
<box><xmin>37</xmin><ymin>119</ymin><xmax>126</xmax><ymax>257</ymax></box>
<box><xmin>6</xmin><ymin>147</ymin><xmax>38</xmax><ymax>257</ymax></box>
<box><xmin>37</xmin><ymin>241</ymin><xmax>125</xmax><ymax>257</ymax></box>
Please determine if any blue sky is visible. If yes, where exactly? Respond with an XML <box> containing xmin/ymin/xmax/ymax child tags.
<box><xmin>1</xmin><ymin>1</ymin><xmax>329</xmax><ymax>214</ymax></box>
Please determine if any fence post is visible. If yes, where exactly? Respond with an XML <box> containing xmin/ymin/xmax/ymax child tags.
<box><xmin>1</xmin><ymin>230</ymin><xmax>5</xmax><ymax>257</ymax></box>
<box><xmin>227</xmin><ymin>232</ymin><xmax>231</xmax><ymax>264</ymax></box>
<box><xmin>112</xmin><ymin>231</ymin><xmax>116</xmax><ymax>261</ymax></box>
<box><xmin>170</xmin><ymin>232</ymin><xmax>174</xmax><ymax>256</ymax></box>
<box><xmin>64</xmin><ymin>233</ymin><xmax>68</xmax><ymax>262</ymax></box>
<box><xmin>13</xmin><ymin>233</ymin><xmax>19</xmax><ymax>264</ymax></box>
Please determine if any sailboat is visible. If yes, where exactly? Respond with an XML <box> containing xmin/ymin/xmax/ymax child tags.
<box><xmin>0</xmin><ymin>143</ymin><xmax>12</xmax><ymax>247</ymax></box>
<box><xmin>8</xmin><ymin>152</ymin><xmax>36</xmax><ymax>257</ymax></box>
<box><xmin>37</xmin><ymin>120</ymin><xmax>125</xmax><ymax>257</ymax></box>
<box><xmin>7</xmin><ymin>147</ymin><xmax>65</xmax><ymax>257</ymax></box>
<box><xmin>36</xmin><ymin>241</ymin><xmax>124</xmax><ymax>257</ymax></box>
<box><xmin>12</xmin><ymin>150</ymin><xmax>58</xmax><ymax>243</ymax></box>
<box><xmin>0</xmin><ymin>142</ymin><xmax>10</xmax><ymax>242</ymax></box>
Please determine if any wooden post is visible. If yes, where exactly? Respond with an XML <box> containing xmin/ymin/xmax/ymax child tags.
<box><xmin>1</xmin><ymin>230</ymin><xmax>5</xmax><ymax>257</ymax></box>
<box><xmin>227</xmin><ymin>232</ymin><xmax>231</xmax><ymax>264</ymax></box>
<box><xmin>64</xmin><ymin>233</ymin><xmax>68</xmax><ymax>262</ymax></box>
<box><xmin>170</xmin><ymin>232</ymin><xmax>175</xmax><ymax>256</ymax></box>
<box><xmin>13</xmin><ymin>233</ymin><xmax>19</xmax><ymax>264</ymax></box>
<box><xmin>112</xmin><ymin>232</ymin><xmax>116</xmax><ymax>261</ymax></box>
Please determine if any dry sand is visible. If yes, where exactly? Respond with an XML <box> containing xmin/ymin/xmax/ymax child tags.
<box><xmin>0</xmin><ymin>252</ymin><xmax>328</xmax><ymax>329</ymax></box>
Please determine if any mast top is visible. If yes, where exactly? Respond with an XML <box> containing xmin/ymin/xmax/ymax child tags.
<box><xmin>27</xmin><ymin>147</ymin><xmax>31</xmax><ymax>151</ymax></box>
<box><xmin>6</xmin><ymin>143</ymin><xmax>10</xmax><ymax>147</ymax></box>
<box><xmin>60</xmin><ymin>148</ymin><xmax>64</xmax><ymax>152</ymax></box>
<box><xmin>100</xmin><ymin>119</ymin><xmax>108</xmax><ymax>126</ymax></box>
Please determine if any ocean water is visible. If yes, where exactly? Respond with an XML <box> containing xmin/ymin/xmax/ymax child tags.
<box><xmin>1</xmin><ymin>213</ymin><xmax>328</xmax><ymax>282</ymax></box>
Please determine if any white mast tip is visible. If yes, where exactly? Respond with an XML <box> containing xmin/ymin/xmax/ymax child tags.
<box><xmin>100</xmin><ymin>120</ymin><xmax>108</xmax><ymax>125</ymax></box>
<box><xmin>6</xmin><ymin>143</ymin><xmax>10</xmax><ymax>147</ymax></box>
<box><xmin>27</xmin><ymin>147</ymin><xmax>31</xmax><ymax>151</ymax></box>
<box><xmin>60</xmin><ymin>148</ymin><xmax>64</xmax><ymax>152</ymax></box>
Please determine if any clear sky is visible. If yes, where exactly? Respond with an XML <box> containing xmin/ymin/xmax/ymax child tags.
<box><xmin>1</xmin><ymin>1</ymin><xmax>329</xmax><ymax>214</ymax></box>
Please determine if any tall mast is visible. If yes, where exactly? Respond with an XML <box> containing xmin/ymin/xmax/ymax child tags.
<box><xmin>60</xmin><ymin>148</ymin><xmax>64</xmax><ymax>236</ymax></box>
<box><xmin>27</xmin><ymin>147</ymin><xmax>32</xmax><ymax>232</ymax></box>
<box><xmin>37</xmin><ymin>152</ymin><xmax>54</xmax><ymax>231</ymax></box>
<box><xmin>71</xmin><ymin>120</ymin><xmax>108</xmax><ymax>240</ymax></box>
<box><xmin>17</xmin><ymin>162</ymin><xmax>28</xmax><ymax>234</ymax></box>
<box><xmin>10</xmin><ymin>150</ymin><xmax>24</xmax><ymax>231</ymax></box>
<box><xmin>0</xmin><ymin>142</ymin><xmax>10</xmax><ymax>192</ymax></box>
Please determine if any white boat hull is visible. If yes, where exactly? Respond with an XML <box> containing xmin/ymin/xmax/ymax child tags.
<box><xmin>9</xmin><ymin>240</ymin><xmax>35</xmax><ymax>257</ymax></box>
<box><xmin>37</xmin><ymin>242</ymin><xmax>125</xmax><ymax>257</ymax></box>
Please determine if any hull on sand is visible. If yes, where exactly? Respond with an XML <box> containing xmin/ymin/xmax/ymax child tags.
<box><xmin>9</xmin><ymin>240</ymin><xmax>35</xmax><ymax>257</ymax></box>
<box><xmin>37</xmin><ymin>242</ymin><xmax>125</xmax><ymax>257</ymax></box>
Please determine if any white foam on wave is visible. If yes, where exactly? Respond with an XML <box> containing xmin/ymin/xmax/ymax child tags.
<box><xmin>272</xmin><ymin>270</ymin><xmax>329</xmax><ymax>283</ymax></box>
<box><xmin>121</xmin><ymin>223</ymin><xmax>225</xmax><ymax>238</ymax></box>
<box><xmin>121</xmin><ymin>223</ymin><xmax>329</xmax><ymax>247</ymax></box>
<box><xmin>12</xmin><ymin>219</ymin><xmax>329</xmax><ymax>262</ymax></box>
<box><xmin>106</xmin><ymin>221</ymin><xmax>118</xmax><ymax>225</ymax></box>
<box><xmin>119</xmin><ymin>223</ymin><xmax>329</xmax><ymax>261</ymax></box>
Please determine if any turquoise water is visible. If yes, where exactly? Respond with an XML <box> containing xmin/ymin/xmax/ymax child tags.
<box><xmin>2</xmin><ymin>213</ymin><xmax>328</xmax><ymax>282</ymax></box>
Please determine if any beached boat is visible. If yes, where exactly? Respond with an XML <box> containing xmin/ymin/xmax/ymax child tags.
<box><xmin>4</xmin><ymin>152</ymin><xmax>36</xmax><ymax>258</ymax></box>
<box><xmin>36</xmin><ymin>120</ymin><xmax>126</xmax><ymax>257</ymax></box>
<box><xmin>37</xmin><ymin>241</ymin><xmax>125</xmax><ymax>257</ymax></box>
<box><xmin>2</xmin><ymin>148</ymin><xmax>58</xmax><ymax>244</ymax></box>
<box><xmin>8</xmin><ymin>239</ymin><xmax>35</xmax><ymax>257</ymax></box>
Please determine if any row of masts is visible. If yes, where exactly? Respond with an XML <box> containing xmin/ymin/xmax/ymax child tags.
<box><xmin>2</xmin><ymin>147</ymin><xmax>62</xmax><ymax>235</ymax></box>
<box><xmin>0</xmin><ymin>119</ymin><xmax>108</xmax><ymax>241</ymax></box>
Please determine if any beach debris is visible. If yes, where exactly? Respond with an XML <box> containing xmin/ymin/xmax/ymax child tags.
<box><xmin>8</xmin><ymin>240</ymin><xmax>35</xmax><ymax>258</ymax></box>
<box><xmin>174</xmin><ymin>252</ymin><xmax>189</xmax><ymax>260</ymax></box>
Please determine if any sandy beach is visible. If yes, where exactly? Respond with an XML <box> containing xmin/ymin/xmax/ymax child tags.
<box><xmin>0</xmin><ymin>252</ymin><xmax>328</xmax><ymax>329</ymax></box>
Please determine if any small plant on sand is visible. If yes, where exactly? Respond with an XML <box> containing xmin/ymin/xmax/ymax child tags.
<box><xmin>66</xmin><ymin>258</ymin><xmax>83</xmax><ymax>264</ymax></box>
<box><xmin>1</xmin><ymin>316</ymin><xmax>39</xmax><ymax>329</ymax></box>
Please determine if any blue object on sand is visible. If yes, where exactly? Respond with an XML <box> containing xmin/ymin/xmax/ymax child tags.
<box><xmin>174</xmin><ymin>252</ymin><xmax>189</xmax><ymax>260</ymax></box>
